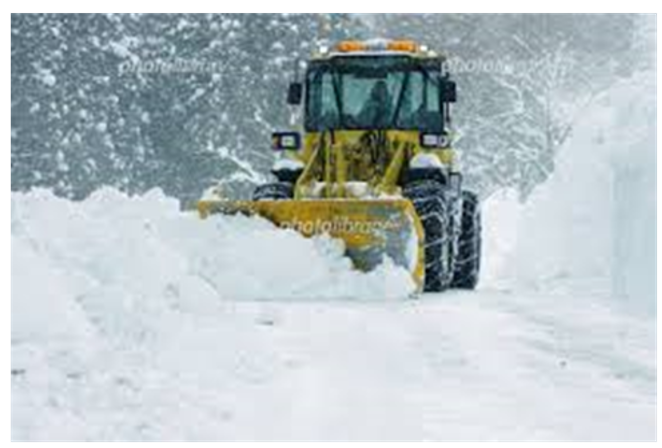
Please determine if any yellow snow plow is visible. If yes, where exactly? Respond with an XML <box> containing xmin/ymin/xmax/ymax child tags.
<box><xmin>198</xmin><ymin>39</ymin><xmax>482</xmax><ymax>292</ymax></box>
<box><xmin>198</xmin><ymin>197</ymin><xmax>425</xmax><ymax>283</ymax></box>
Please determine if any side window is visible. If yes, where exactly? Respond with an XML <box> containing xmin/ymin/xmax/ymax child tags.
<box><xmin>320</xmin><ymin>73</ymin><xmax>339</xmax><ymax>129</ymax></box>
<box><xmin>395</xmin><ymin>71</ymin><xmax>442</xmax><ymax>131</ymax></box>
<box><xmin>425</xmin><ymin>76</ymin><xmax>440</xmax><ymax>113</ymax></box>
<box><xmin>395</xmin><ymin>72</ymin><xmax>423</xmax><ymax>128</ymax></box>
<box><xmin>321</xmin><ymin>73</ymin><xmax>337</xmax><ymax>114</ymax></box>
<box><xmin>306</xmin><ymin>71</ymin><xmax>339</xmax><ymax>130</ymax></box>
<box><xmin>419</xmin><ymin>73</ymin><xmax>442</xmax><ymax>132</ymax></box>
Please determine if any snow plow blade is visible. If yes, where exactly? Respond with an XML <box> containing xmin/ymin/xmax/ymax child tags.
<box><xmin>197</xmin><ymin>199</ymin><xmax>425</xmax><ymax>291</ymax></box>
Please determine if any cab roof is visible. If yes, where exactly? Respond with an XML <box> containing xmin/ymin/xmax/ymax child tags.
<box><xmin>311</xmin><ymin>39</ymin><xmax>444</xmax><ymax>61</ymax></box>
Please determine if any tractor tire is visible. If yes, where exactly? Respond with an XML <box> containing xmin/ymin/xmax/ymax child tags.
<box><xmin>451</xmin><ymin>191</ymin><xmax>481</xmax><ymax>289</ymax></box>
<box><xmin>404</xmin><ymin>180</ymin><xmax>453</xmax><ymax>292</ymax></box>
<box><xmin>252</xmin><ymin>182</ymin><xmax>294</xmax><ymax>201</ymax></box>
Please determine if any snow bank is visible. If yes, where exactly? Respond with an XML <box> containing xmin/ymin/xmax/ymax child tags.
<box><xmin>11</xmin><ymin>187</ymin><xmax>415</xmax><ymax>440</ymax></box>
<box><xmin>12</xmin><ymin>187</ymin><xmax>414</xmax><ymax>307</ymax></box>
<box><xmin>482</xmin><ymin>69</ymin><xmax>656</xmax><ymax>312</ymax></box>
<box><xmin>483</xmin><ymin>14</ymin><xmax>658</xmax><ymax>316</ymax></box>
<box><xmin>11</xmin><ymin>186</ymin><xmax>415</xmax><ymax>356</ymax></box>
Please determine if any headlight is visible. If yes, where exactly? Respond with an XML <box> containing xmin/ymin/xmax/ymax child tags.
<box><xmin>410</xmin><ymin>153</ymin><xmax>444</xmax><ymax>169</ymax></box>
<box><xmin>271</xmin><ymin>132</ymin><xmax>301</xmax><ymax>150</ymax></box>
<box><xmin>419</xmin><ymin>133</ymin><xmax>451</xmax><ymax>148</ymax></box>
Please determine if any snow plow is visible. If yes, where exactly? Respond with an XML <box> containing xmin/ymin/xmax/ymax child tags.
<box><xmin>198</xmin><ymin>39</ymin><xmax>481</xmax><ymax>292</ymax></box>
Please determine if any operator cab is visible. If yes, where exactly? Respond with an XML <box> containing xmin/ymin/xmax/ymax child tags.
<box><xmin>287</xmin><ymin>39</ymin><xmax>456</xmax><ymax>135</ymax></box>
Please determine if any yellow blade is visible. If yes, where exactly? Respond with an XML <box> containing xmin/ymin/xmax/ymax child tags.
<box><xmin>197</xmin><ymin>199</ymin><xmax>425</xmax><ymax>291</ymax></box>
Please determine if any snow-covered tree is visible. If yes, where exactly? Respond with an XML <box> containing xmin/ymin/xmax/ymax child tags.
<box><xmin>12</xmin><ymin>13</ymin><xmax>364</xmax><ymax>203</ymax></box>
<box><xmin>11</xmin><ymin>14</ymin><xmax>646</xmax><ymax>203</ymax></box>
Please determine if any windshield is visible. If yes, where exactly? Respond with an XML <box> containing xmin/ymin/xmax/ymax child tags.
<box><xmin>305</xmin><ymin>56</ymin><xmax>443</xmax><ymax>132</ymax></box>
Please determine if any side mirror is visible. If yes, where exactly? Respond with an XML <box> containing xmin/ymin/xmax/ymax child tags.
<box><xmin>287</xmin><ymin>82</ymin><xmax>303</xmax><ymax>105</ymax></box>
<box><xmin>441</xmin><ymin>81</ymin><xmax>456</xmax><ymax>103</ymax></box>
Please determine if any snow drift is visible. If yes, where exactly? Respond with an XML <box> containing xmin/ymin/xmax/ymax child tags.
<box><xmin>11</xmin><ymin>187</ymin><xmax>415</xmax><ymax>440</ymax></box>
<box><xmin>481</xmin><ymin>69</ymin><xmax>656</xmax><ymax>313</ymax></box>
<box><xmin>12</xmin><ymin>187</ymin><xmax>415</xmax><ymax>307</ymax></box>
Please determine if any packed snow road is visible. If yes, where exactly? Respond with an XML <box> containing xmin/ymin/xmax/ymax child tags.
<box><xmin>11</xmin><ymin>189</ymin><xmax>655</xmax><ymax>441</ymax></box>
<box><xmin>210</xmin><ymin>292</ymin><xmax>654</xmax><ymax>441</ymax></box>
